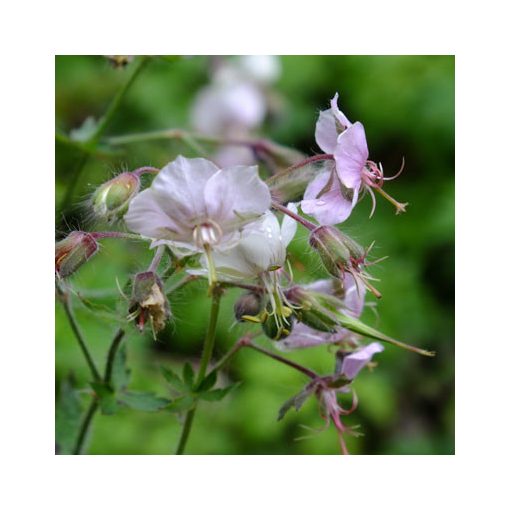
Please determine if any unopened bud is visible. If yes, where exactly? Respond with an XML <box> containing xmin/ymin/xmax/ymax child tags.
<box><xmin>309</xmin><ymin>226</ymin><xmax>351</xmax><ymax>278</ymax></box>
<box><xmin>92</xmin><ymin>172</ymin><xmax>140</xmax><ymax>222</ymax></box>
<box><xmin>129</xmin><ymin>272</ymin><xmax>170</xmax><ymax>333</ymax></box>
<box><xmin>234</xmin><ymin>292</ymin><xmax>263</xmax><ymax>321</ymax></box>
<box><xmin>55</xmin><ymin>231</ymin><xmax>98</xmax><ymax>278</ymax></box>
<box><xmin>286</xmin><ymin>286</ymin><xmax>340</xmax><ymax>333</ymax></box>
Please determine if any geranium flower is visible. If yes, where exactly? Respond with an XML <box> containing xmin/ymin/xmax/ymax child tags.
<box><xmin>124</xmin><ymin>156</ymin><xmax>271</xmax><ymax>284</ymax></box>
<box><xmin>301</xmin><ymin>93</ymin><xmax>407</xmax><ymax>225</ymax></box>
<box><xmin>279</xmin><ymin>273</ymin><xmax>365</xmax><ymax>350</ymax></box>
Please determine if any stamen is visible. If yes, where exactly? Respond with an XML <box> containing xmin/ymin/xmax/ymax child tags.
<box><xmin>383</xmin><ymin>156</ymin><xmax>405</xmax><ymax>181</ymax></box>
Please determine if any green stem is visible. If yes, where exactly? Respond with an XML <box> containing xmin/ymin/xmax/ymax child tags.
<box><xmin>104</xmin><ymin>328</ymin><xmax>126</xmax><ymax>385</ymax></box>
<box><xmin>72</xmin><ymin>327</ymin><xmax>127</xmax><ymax>455</ymax></box>
<box><xmin>90</xmin><ymin>57</ymin><xmax>150</xmax><ymax>144</ymax></box>
<box><xmin>175</xmin><ymin>287</ymin><xmax>223</xmax><ymax>454</ymax></box>
<box><xmin>73</xmin><ymin>398</ymin><xmax>99</xmax><ymax>455</ymax></box>
<box><xmin>60</xmin><ymin>290</ymin><xmax>101</xmax><ymax>382</ymax></box>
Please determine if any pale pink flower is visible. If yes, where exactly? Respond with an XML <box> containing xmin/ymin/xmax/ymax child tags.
<box><xmin>124</xmin><ymin>156</ymin><xmax>271</xmax><ymax>256</ymax></box>
<box><xmin>301</xmin><ymin>93</ymin><xmax>406</xmax><ymax>225</ymax></box>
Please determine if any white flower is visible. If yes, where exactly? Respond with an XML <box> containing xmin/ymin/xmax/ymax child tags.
<box><xmin>124</xmin><ymin>156</ymin><xmax>271</xmax><ymax>255</ymax></box>
<box><xmin>192</xmin><ymin>204</ymin><xmax>298</xmax><ymax>281</ymax></box>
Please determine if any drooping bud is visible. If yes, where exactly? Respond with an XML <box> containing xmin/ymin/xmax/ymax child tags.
<box><xmin>309</xmin><ymin>226</ymin><xmax>356</xmax><ymax>277</ymax></box>
<box><xmin>128</xmin><ymin>271</ymin><xmax>170</xmax><ymax>334</ymax></box>
<box><xmin>92</xmin><ymin>172</ymin><xmax>140</xmax><ymax>223</ymax></box>
<box><xmin>234</xmin><ymin>292</ymin><xmax>263</xmax><ymax>322</ymax></box>
<box><xmin>55</xmin><ymin>231</ymin><xmax>99</xmax><ymax>278</ymax></box>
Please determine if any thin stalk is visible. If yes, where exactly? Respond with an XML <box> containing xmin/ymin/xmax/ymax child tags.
<box><xmin>104</xmin><ymin>328</ymin><xmax>126</xmax><ymax>385</ymax></box>
<box><xmin>90</xmin><ymin>57</ymin><xmax>150</xmax><ymax>144</ymax></box>
<box><xmin>72</xmin><ymin>327</ymin><xmax>127</xmax><ymax>455</ymax></box>
<box><xmin>91</xmin><ymin>231</ymin><xmax>146</xmax><ymax>241</ymax></box>
<box><xmin>148</xmin><ymin>246</ymin><xmax>165</xmax><ymax>273</ymax></box>
<box><xmin>73</xmin><ymin>399</ymin><xmax>99</xmax><ymax>455</ymax></box>
<box><xmin>60</xmin><ymin>292</ymin><xmax>101</xmax><ymax>382</ymax></box>
<box><xmin>175</xmin><ymin>287</ymin><xmax>223</xmax><ymax>454</ymax></box>
<box><xmin>207</xmin><ymin>336</ymin><xmax>252</xmax><ymax>375</ymax></box>
<box><xmin>271</xmin><ymin>201</ymin><xmax>317</xmax><ymax>231</ymax></box>
<box><xmin>246</xmin><ymin>342</ymin><xmax>318</xmax><ymax>379</ymax></box>
<box><xmin>283</xmin><ymin>153</ymin><xmax>334</xmax><ymax>173</ymax></box>
<box><xmin>165</xmin><ymin>274</ymin><xmax>198</xmax><ymax>295</ymax></box>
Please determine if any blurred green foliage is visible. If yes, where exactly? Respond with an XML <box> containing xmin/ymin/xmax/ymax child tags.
<box><xmin>55</xmin><ymin>55</ymin><xmax>454</xmax><ymax>454</ymax></box>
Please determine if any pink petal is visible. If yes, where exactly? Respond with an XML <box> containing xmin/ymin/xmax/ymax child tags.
<box><xmin>301</xmin><ymin>171</ymin><xmax>357</xmax><ymax>225</ymax></box>
<box><xmin>340</xmin><ymin>342</ymin><xmax>384</xmax><ymax>380</ymax></box>
<box><xmin>343</xmin><ymin>273</ymin><xmax>366</xmax><ymax>318</ymax></box>
<box><xmin>333</xmin><ymin>122</ymin><xmax>368</xmax><ymax>190</ymax></box>
<box><xmin>330</xmin><ymin>92</ymin><xmax>352</xmax><ymax>131</ymax></box>
<box><xmin>315</xmin><ymin>109</ymin><xmax>340</xmax><ymax>154</ymax></box>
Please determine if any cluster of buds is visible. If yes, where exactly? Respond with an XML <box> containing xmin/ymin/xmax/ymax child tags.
<box><xmin>55</xmin><ymin>231</ymin><xmax>99</xmax><ymax>278</ymax></box>
<box><xmin>91</xmin><ymin>172</ymin><xmax>140</xmax><ymax>223</ymax></box>
<box><xmin>128</xmin><ymin>271</ymin><xmax>171</xmax><ymax>334</ymax></box>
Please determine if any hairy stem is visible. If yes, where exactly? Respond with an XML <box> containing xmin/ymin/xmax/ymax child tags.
<box><xmin>271</xmin><ymin>201</ymin><xmax>317</xmax><ymax>231</ymax></box>
<box><xmin>104</xmin><ymin>328</ymin><xmax>126</xmax><ymax>385</ymax></box>
<box><xmin>175</xmin><ymin>287</ymin><xmax>223</xmax><ymax>454</ymax></box>
<box><xmin>73</xmin><ymin>398</ymin><xmax>99</xmax><ymax>455</ymax></box>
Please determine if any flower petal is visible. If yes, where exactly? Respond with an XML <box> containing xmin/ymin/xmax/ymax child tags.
<box><xmin>280</xmin><ymin>202</ymin><xmax>298</xmax><ymax>247</ymax></box>
<box><xmin>330</xmin><ymin>92</ymin><xmax>352</xmax><ymax>131</ymax></box>
<box><xmin>151</xmin><ymin>156</ymin><xmax>218</xmax><ymax>229</ymax></box>
<box><xmin>301</xmin><ymin>170</ymin><xmax>357</xmax><ymax>225</ymax></box>
<box><xmin>315</xmin><ymin>109</ymin><xmax>340</xmax><ymax>154</ymax></box>
<box><xmin>334</xmin><ymin>122</ymin><xmax>368</xmax><ymax>189</ymax></box>
<box><xmin>277</xmin><ymin>322</ymin><xmax>350</xmax><ymax>350</ymax></box>
<box><xmin>343</xmin><ymin>272</ymin><xmax>366</xmax><ymax>318</ymax></box>
<box><xmin>124</xmin><ymin>189</ymin><xmax>186</xmax><ymax>240</ymax></box>
<box><xmin>204</xmin><ymin>165</ymin><xmax>271</xmax><ymax>231</ymax></box>
<box><xmin>340</xmin><ymin>342</ymin><xmax>384</xmax><ymax>380</ymax></box>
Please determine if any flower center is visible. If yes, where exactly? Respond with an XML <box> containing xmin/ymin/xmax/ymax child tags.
<box><xmin>192</xmin><ymin>220</ymin><xmax>223</xmax><ymax>248</ymax></box>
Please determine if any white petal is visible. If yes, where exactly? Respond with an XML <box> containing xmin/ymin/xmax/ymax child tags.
<box><xmin>315</xmin><ymin>109</ymin><xmax>339</xmax><ymax>154</ymax></box>
<box><xmin>204</xmin><ymin>165</ymin><xmax>271</xmax><ymax>231</ymax></box>
<box><xmin>280</xmin><ymin>202</ymin><xmax>298</xmax><ymax>247</ymax></box>
<box><xmin>124</xmin><ymin>189</ymin><xmax>185</xmax><ymax>240</ymax></box>
<box><xmin>151</xmin><ymin>156</ymin><xmax>218</xmax><ymax>229</ymax></box>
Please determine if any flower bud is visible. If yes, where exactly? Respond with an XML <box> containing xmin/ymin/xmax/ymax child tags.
<box><xmin>55</xmin><ymin>231</ymin><xmax>99</xmax><ymax>278</ymax></box>
<box><xmin>286</xmin><ymin>286</ymin><xmax>340</xmax><ymax>333</ymax></box>
<box><xmin>309</xmin><ymin>226</ymin><xmax>351</xmax><ymax>278</ymax></box>
<box><xmin>129</xmin><ymin>271</ymin><xmax>170</xmax><ymax>333</ymax></box>
<box><xmin>261</xmin><ymin>304</ymin><xmax>294</xmax><ymax>341</ymax></box>
<box><xmin>92</xmin><ymin>172</ymin><xmax>140</xmax><ymax>222</ymax></box>
<box><xmin>234</xmin><ymin>292</ymin><xmax>263</xmax><ymax>321</ymax></box>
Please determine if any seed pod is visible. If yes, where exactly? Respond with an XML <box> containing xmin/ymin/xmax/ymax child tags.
<box><xmin>129</xmin><ymin>271</ymin><xmax>170</xmax><ymax>333</ymax></box>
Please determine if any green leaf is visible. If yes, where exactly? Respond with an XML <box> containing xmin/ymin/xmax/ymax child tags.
<box><xmin>111</xmin><ymin>343</ymin><xmax>131</xmax><ymax>391</ymax></box>
<box><xmin>182</xmin><ymin>362</ymin><xmax>194</xmax><ymax>388</ymax></box>
<box><xmin>196</xmin><ymin>371</ymin><xmax>217</xmax><ymax>392</ymax></box>
<box><xmin>166</xmin><ymin>395</ymin><xmax>195</xmax><ymax>413</ymax></box>
<box><xmin>277</xmin><ymin>387</ymin><xmax>314</xmax><ymax>421</ymax></box>
<box><xmin>119</xmin><ymin>391</ymin><xmax>171</xmax><ymax>412</ymax></box>
<box><xmin>161</xmin><ymin>366</ymin><xmax>187</xmax><ymax>392</ymax></box>
<box><xmin>199</xmin><ymin>382</ymin><xmax>240</xmax><ymax>402</ymax></box>
<box><xmin>91</xmin><ymin>382</ymin><xmax>119</xmax><ymax>415</ymax></box>
<box><xmin>55</xmin><ymin>377</ymin><xmax>83</xmax><ymax>454</ymax></box>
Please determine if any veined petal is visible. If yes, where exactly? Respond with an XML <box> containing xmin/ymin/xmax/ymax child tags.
<box><xmin>151</xmin><ymin>156</ymin><xmax>218</xmax><ymax>229</ymax></box>
<box><xmin>204</xmin><ymin>165</ymin><xmax>271</xmax><ymax>232</ymax></box>
<box><xmin>301</xmin><ymin>171</ymin><xmax>357</xmax><ymax>225</ymax></box>
<box><xmin>124</xmin><ymin>189</ymin><xmax>186</xmax><ymax>240</ymax></box>
<box><xmin>278</xmin><ymin>322</ymin><xmax>350</xmax><ymax>350</ymax></box>
<box><xmin>334</xmin><ymin>122</ymin><xmax>368</xmax><ymax>190</ymax></box>
<box><xmin>340</xmin><ymin>342</ymin><xmax>384</xmax><ymax>380</ymax></box>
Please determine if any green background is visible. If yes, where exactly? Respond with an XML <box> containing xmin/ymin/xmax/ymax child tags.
<box><xmin>56</xmin><ymin>55</ymin><xmax>454</xmax><ymax>454</ymax></box>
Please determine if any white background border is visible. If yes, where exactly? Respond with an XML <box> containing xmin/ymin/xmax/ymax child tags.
<box><xmin>2</xmin><ymin>0</ymin><xmax>508</xmax><ymax>508</ymax></box>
